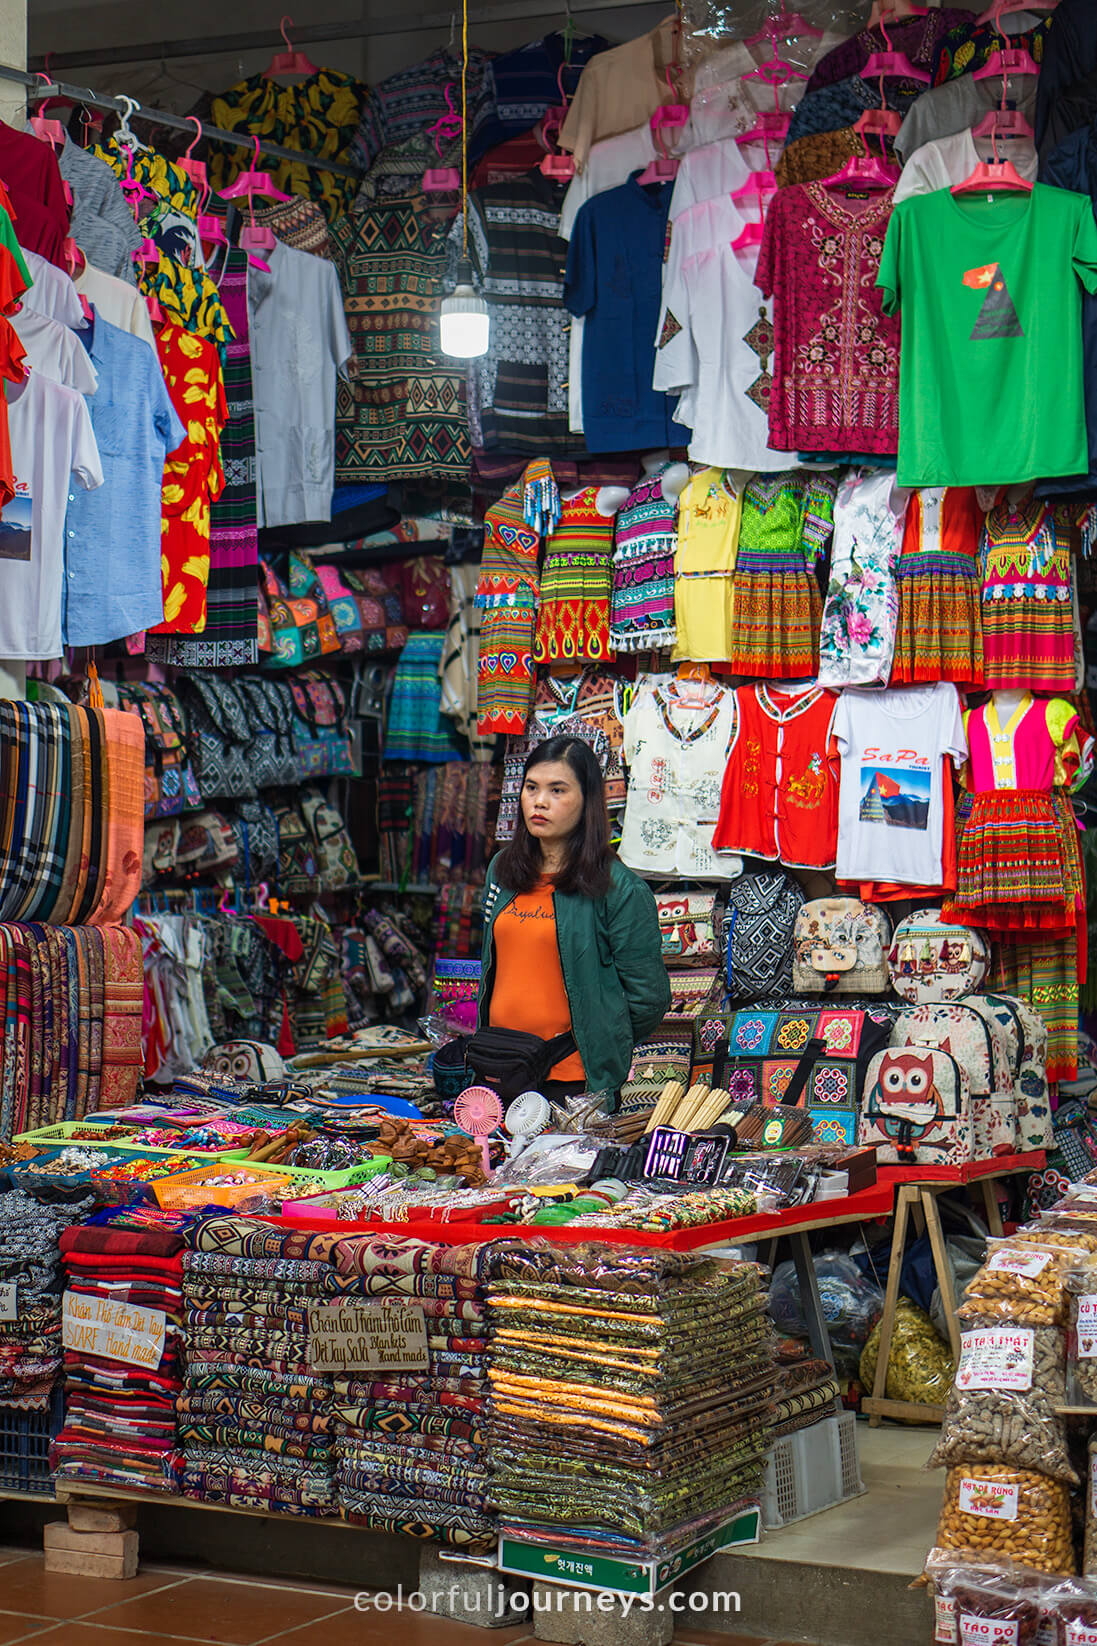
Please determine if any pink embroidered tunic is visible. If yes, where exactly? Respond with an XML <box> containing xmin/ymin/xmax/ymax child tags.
<box><xmin>755</xmin><ymin>181</ymin><xmax>900</xmax><ymax>456</ymax></box>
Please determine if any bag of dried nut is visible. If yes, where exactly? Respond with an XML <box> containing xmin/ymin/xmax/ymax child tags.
<box><xmin>937</xmin><ymin>1465</ymin><xmax>1075</xmax><ymax>1575</ymax></box>
<box><xmin>930</xmin><ymin>1312</ymin><xmax>1076</xmax><ymax>1484</ymax></box>
<box><xmin>926</xmin><ymin>1548</ymin><xmax>1054</xmax><ymax>1646</ymax></box>
<box><xmin>1084</xmin><ymin>1434</ymin><xmax>1097</xmax><ymax>1577</ymax></box>
<box><xmin>963</xmin><ymin>1233</ymin><xmax>1097</xmax><ymax>1329</ymax></box>
<box><xmin>1042</xmin><ymin>1574</ymin><xmax>1097</xmax><ymax>1644</ymax></box>
<box><xmin>1065</xmin><ymin>1260</ymin><xmax>1097</xmax><ymax>1410</ymax></box>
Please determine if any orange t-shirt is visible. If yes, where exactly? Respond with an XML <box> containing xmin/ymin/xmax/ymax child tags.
<box><xmin>489</xmin><ymin>876</ymin><xmax>585</xmax><ymax>1082</ymax></box>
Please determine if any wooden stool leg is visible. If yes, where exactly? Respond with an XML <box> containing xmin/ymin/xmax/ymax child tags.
<box><xmin>979</xmin><ymin>1176</ymin><xmax>1004</xmax><ymax>1238</ymax></box>
<box><xmin>923</xmin><ymin>1187</ymin><xmax>962</xmax><ymax>1364</ymax></box>
<box><xmin>868</xmin><ymin>1184</ymin><xmax>911</xmax><ymax>1427</ymax></box>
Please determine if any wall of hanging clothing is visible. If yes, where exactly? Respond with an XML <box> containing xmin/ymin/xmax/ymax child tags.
<box><xmin>9</xmin><ymin>0</ymin><xmax>1097</xmax><ymax>1160</ymax></box>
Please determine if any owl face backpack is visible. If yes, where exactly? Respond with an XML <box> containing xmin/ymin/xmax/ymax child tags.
<box><xmin>859</xmin><ymin>1046</ymin><xmax>973</xmax><ymax>1166</ymax></box>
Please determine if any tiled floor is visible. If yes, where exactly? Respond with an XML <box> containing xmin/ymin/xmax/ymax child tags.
<box><xmin>0</xmin><ymin>1430</ymin><xmax>938</xmax><ymax>1645</ymax></box>
<box><xmin>0</xmin><ymin>1548</ymin><xmax>800</xmax><ymax>1646</ymax></box>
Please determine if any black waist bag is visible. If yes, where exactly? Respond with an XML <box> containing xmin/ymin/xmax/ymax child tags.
<box><xmin>465</xmin><ymin>1027</ymin><xmax>577</xmax><ymax>1100</ymax></box>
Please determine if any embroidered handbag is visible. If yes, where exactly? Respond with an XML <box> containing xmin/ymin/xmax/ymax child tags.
<box><xmin>859</xmin><ymin>1046</ymin><xmax>973</xmax><ymax>1166</ymax></box>
<box><xmin>290</xmin><ymin>552</ymin><xmax>364</xmax><ymax>655</ymax></box>
<box><xmin>342</xmin><ymin>566</ymin><xmax>409</xmax><ymax>654</ymax></box>
<box><xmin>173</xmin><ymin>809</ymin><xmax>240</xmax><ymax>876</ymax></box>
<box><xmin>722</xmin><ymin>871</ymin><xmax>804</xmax><ymax>999</ymax></box>
<box><xmin>204</xmin><ymin>1040</ymin><xmax>287</xmax><ymax>1083</ymax></box>
<box><xmin>887</xmin><ymin>910</ymin><xmax>989</xmax><ymax>1004</ymax></box>
<box><xmin>892</xmin><ymin>1001</ymin><xmax>1014</xmax><ymax>1103</ymax></box>
<box><xmin>117</xmin><ymin>682</ymin><xmax>202</xmax><ymax>819</ymax></box>
<box><xmin>260</xmin><ymin>557</ymin><xmax>341</xmax><ymax>670</ymax></box>
<box><xmin>299</xmin><ymin>787</ymin><xmax>359</xmax><ymax>888</ymax></box>
<box><xmin>892</xmin><ymin>1000</ymin><xmax>1017</xmax><ymax>1158</ymax></box>
<box><xmin>289</xmin><ymin>674</ymin><xmax>356</xmax><ymax>778</ymax></box>
<box><xmin>228</xmin><ymin>799</ymin><xmax>281</xmax><ymax>883</ymax></box>
<box><xmin>701</xmin><ymin>999</ymin><xmax>898</xmax><ymax>1120</ymax></box>
<box><xmin>272</xmin><ymin>799</ymin><xmax>319</xmax><ymax>894</ymax></box>
<box><xmin>235</xmin><ymin>676</ymin><xmax>299</xmax><ymax>789</ymax></box>
<box><xmin>175</xmin><ymin>676</ymin><xmax>256</xmax><ymax>801</ymax></box>
<box><xmin>655</xmin><ymin>891</ymin><xmax>722</xmax><ymax>969</ymax></box>
<box><xmin>959</xmin><ymin>991</ymin><xmax>1049</xmax><ymax>1150</ymax></box>
<box><xmin>792</xmin><ymin>898</ymin><xmax>892</xmax><ymax>995</ymax></box>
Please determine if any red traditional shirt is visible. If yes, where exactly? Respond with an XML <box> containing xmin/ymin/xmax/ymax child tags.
<box><xmin>712</xmin><ymin>682</ymin><xmax>839</xmax><ymax>868</ymax></box>
<box><xmin>149</xmin><ymin>322</ymin><xmax>227</xmax><ymax>634</ymax></box>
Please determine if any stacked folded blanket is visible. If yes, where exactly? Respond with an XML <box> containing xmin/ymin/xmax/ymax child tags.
<box><xmin>483</xmin><ymin>1243</ymin><xmax>776</xmax><ymax>1561</ymax></box>
<box><xmin>328</xmin><ymin>1234</ymin><xmax>495</xmax><ymax>1551</ymax></box>
<box><xmin>176</xmin><ymin>1215</ymin><xmax>359</xmax><ymax>1517</ymax></box>
<box><xmin>0</xmin><ymin>1193</ymin><xmax>90</xmax><ymax>1412</ymax></box>
<box><xmin>52</xmin><ymin>1225</ymin><xmax>185</xmax><ymax>1493</ymax></box>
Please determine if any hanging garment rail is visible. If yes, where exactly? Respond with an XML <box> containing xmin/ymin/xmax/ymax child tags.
<box><xmin>0</xmin><ymin>64</ymin><xmax>362</xmax><ymax>179</ymax></box>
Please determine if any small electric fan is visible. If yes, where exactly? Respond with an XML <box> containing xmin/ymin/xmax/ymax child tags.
<box><xmin>504</xmin><ymin>1090</ymin><xmax>551</xmax><ymax>1160</ymax></box>
<box><xmin>454</xmin><ymin>1085</ymin><xmax>504</xmax><ymax>1174</ymax></box>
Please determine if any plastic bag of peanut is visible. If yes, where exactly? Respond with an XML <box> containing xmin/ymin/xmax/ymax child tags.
<box><xmin>937</xmin><ymin>1466</ymin><xmax>1075</xmax><ymax>1575</ymax></box>
<box><xmin>930</xmin><ymin>1313</ymin><xmax>1076</xmax><ymax>1484</ymax></box>
<box><xmin>1066</xmin><ymin>1260</ymin><xmax>1097</xmax><ymax>1409</ymax></box>
<box><xmin>963</xmin><ymin>1233</ymin><xmax>1097</xmax><ymax>1328</ymax></box>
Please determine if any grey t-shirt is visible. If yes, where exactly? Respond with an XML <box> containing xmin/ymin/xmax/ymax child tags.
<box><xmin>57</xmin><ymin>137</ymin><xmax>143</xmax><ymax>284</ymax></box>
<box><xmin>895</xmin><ymin>75</ymin><xmax>1038</xmax><ymax>163</ymax></box>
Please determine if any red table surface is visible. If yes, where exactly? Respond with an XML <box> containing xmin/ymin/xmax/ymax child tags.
<box><xmin>877</xmin><ymin>1151</ymin><xmax>1046</xmax><ymax>1187</ymax></box>
<box><xmin>259</xmin><ymin>1180</ymin><xmax>896</xmax><ymax>1251</ymax></box>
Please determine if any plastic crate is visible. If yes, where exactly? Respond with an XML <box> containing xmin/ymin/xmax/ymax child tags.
<box><xmin>0</xmin><ymin>1388</ymin><xmax>63</xmax><ymax>1495</ymax></box>
<box><xmin>13</xmin><ymin>1123</ymin><xmax>243</xmax><ymax>1159</ymax></box>
<box><xmin>153</xmin><ymin>1167</ymin><xmax>295</xmax><ymax>1209</ymax></box>
<box><xmin>760</xmin><ymin>1412</ymin><xmax>864</xmax><ymax>1529</ymax></box>
<box><xmin>247</xmin><ymin>1157</ymin><xmax>391</xmax><ymax>1189</ymax></box>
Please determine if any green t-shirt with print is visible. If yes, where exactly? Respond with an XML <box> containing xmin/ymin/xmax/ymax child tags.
<box><xmin>876</xmin><ymin>182</ymin><xmax>1097</xmax><ymax>486</ymax></box>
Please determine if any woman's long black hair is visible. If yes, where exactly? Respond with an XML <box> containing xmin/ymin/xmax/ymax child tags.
<box><xmin>492</xmin><ymin>736</ymin><xmax>613</xmax><ymax>898</ymax></box>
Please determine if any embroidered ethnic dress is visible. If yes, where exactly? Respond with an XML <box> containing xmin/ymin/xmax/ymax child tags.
<box><xmin>534</xmin><ymin>487</ymin><xmax>614</xmax><ymax>664</ymax></box>
<box><xmin>979</xmin><ymin>500</ymin><xmax>1077</xmax><ymax>692</ymax></box>
<box><xmin>756</xmin><ymin>182</ymin><xmax>899</xmax><ymax>455</ymax></box>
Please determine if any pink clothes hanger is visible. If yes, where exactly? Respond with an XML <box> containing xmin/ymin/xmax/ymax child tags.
<box><xmin>265</xmin><ymin>15</ymin><xmax>319</xmax><ymax>79</ymax></box>
<box><xmin>974</xmin><ymin>44</ymin><xmax>1040</xmax><ymax>80</ymax></box>
<box><xmin>220</xmin><ymin>134</ymin><xmax>292</xmax><ymax>201</ymax></box>
<box><xmin>730</xmin><ymin>131</ymin><xmax>776</xmax><ymax>204</ymax></box>
<box><xmin>736</xmin><ymin>109</ymin><xmax>791</xmax><ymax>146</ymax></box>
<box><xmin>651</xmin><ymin>65</ymin><xmax>690</xmax><ymax>134</ymax></box>
<box><xmin>746</xmin><ymin>11</ymin><xmax>823</xmax><ymax>46</ymax></box>
<box><xmin>821</xmin><ymin>127</ymin><xmax>899</xmax><ymax>192</ymax></box>
<box><xmin>178</xmin><ymin>116</ymin><xmax>207</xmax><ymax>196</ymax></box>
<box><xmin>423</xmin><ymin>81</ymin><xmax>463</xmax><ymax>191</ymax></box>
<box><xmin>859</xmin><ymin>17</ymin><xmax>931</xmax><ymax>84</ymax></box>
<box><xmin>540</xmin><ymin>65</ymin><xmax>575</xmax><ymax>177</ymax></box>
<box><xmin>28</xmin><ymin>73</ymin><xmax>65</xmax><ymax>148</ymax></box>
<box><xmin>637</xmin><ymin>123</ymin><xmax>678</xmax><ymax>186</ymax></box>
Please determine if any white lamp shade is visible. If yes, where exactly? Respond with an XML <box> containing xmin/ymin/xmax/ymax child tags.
<box><xmin>440</xmin><ymin>284</ymin><xmax>490</xmax><ymax>358</ymax></box>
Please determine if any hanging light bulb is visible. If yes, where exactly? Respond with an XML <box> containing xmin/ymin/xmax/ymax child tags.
<box><xmin>440</xmin><ymin>0</ymin><xmax>489</xmax><ymax>359</ymax></box>
<box><xmin>441</xmin><ymin>258</ymin><xmax>489</xmax><ymax>358</ymax></box>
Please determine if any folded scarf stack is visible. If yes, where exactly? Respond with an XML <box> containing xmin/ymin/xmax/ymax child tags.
<box><xmin>328</xmin><ymin>1233</ymin><xmax>496</xmax><ymax>1551</ymax></box>
<box><xmin>177</xmin><ymin>1215</ymin><xmax>361</xmax><ymax>1518</ymax></box>
<box><xmin>51</xmin><ymin>1224</ymin><xmax>186</xmax><ymax>1494</ymax></box>
<box><xmin>0</xmin><ymin>1193</ymin><xmax>91</xmax><ymax>1415</ymax></box>
<box><xmin>484</xmin><ymin>1243</ymin><xmax>776</xmax><ymax>1561</ymax></box>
